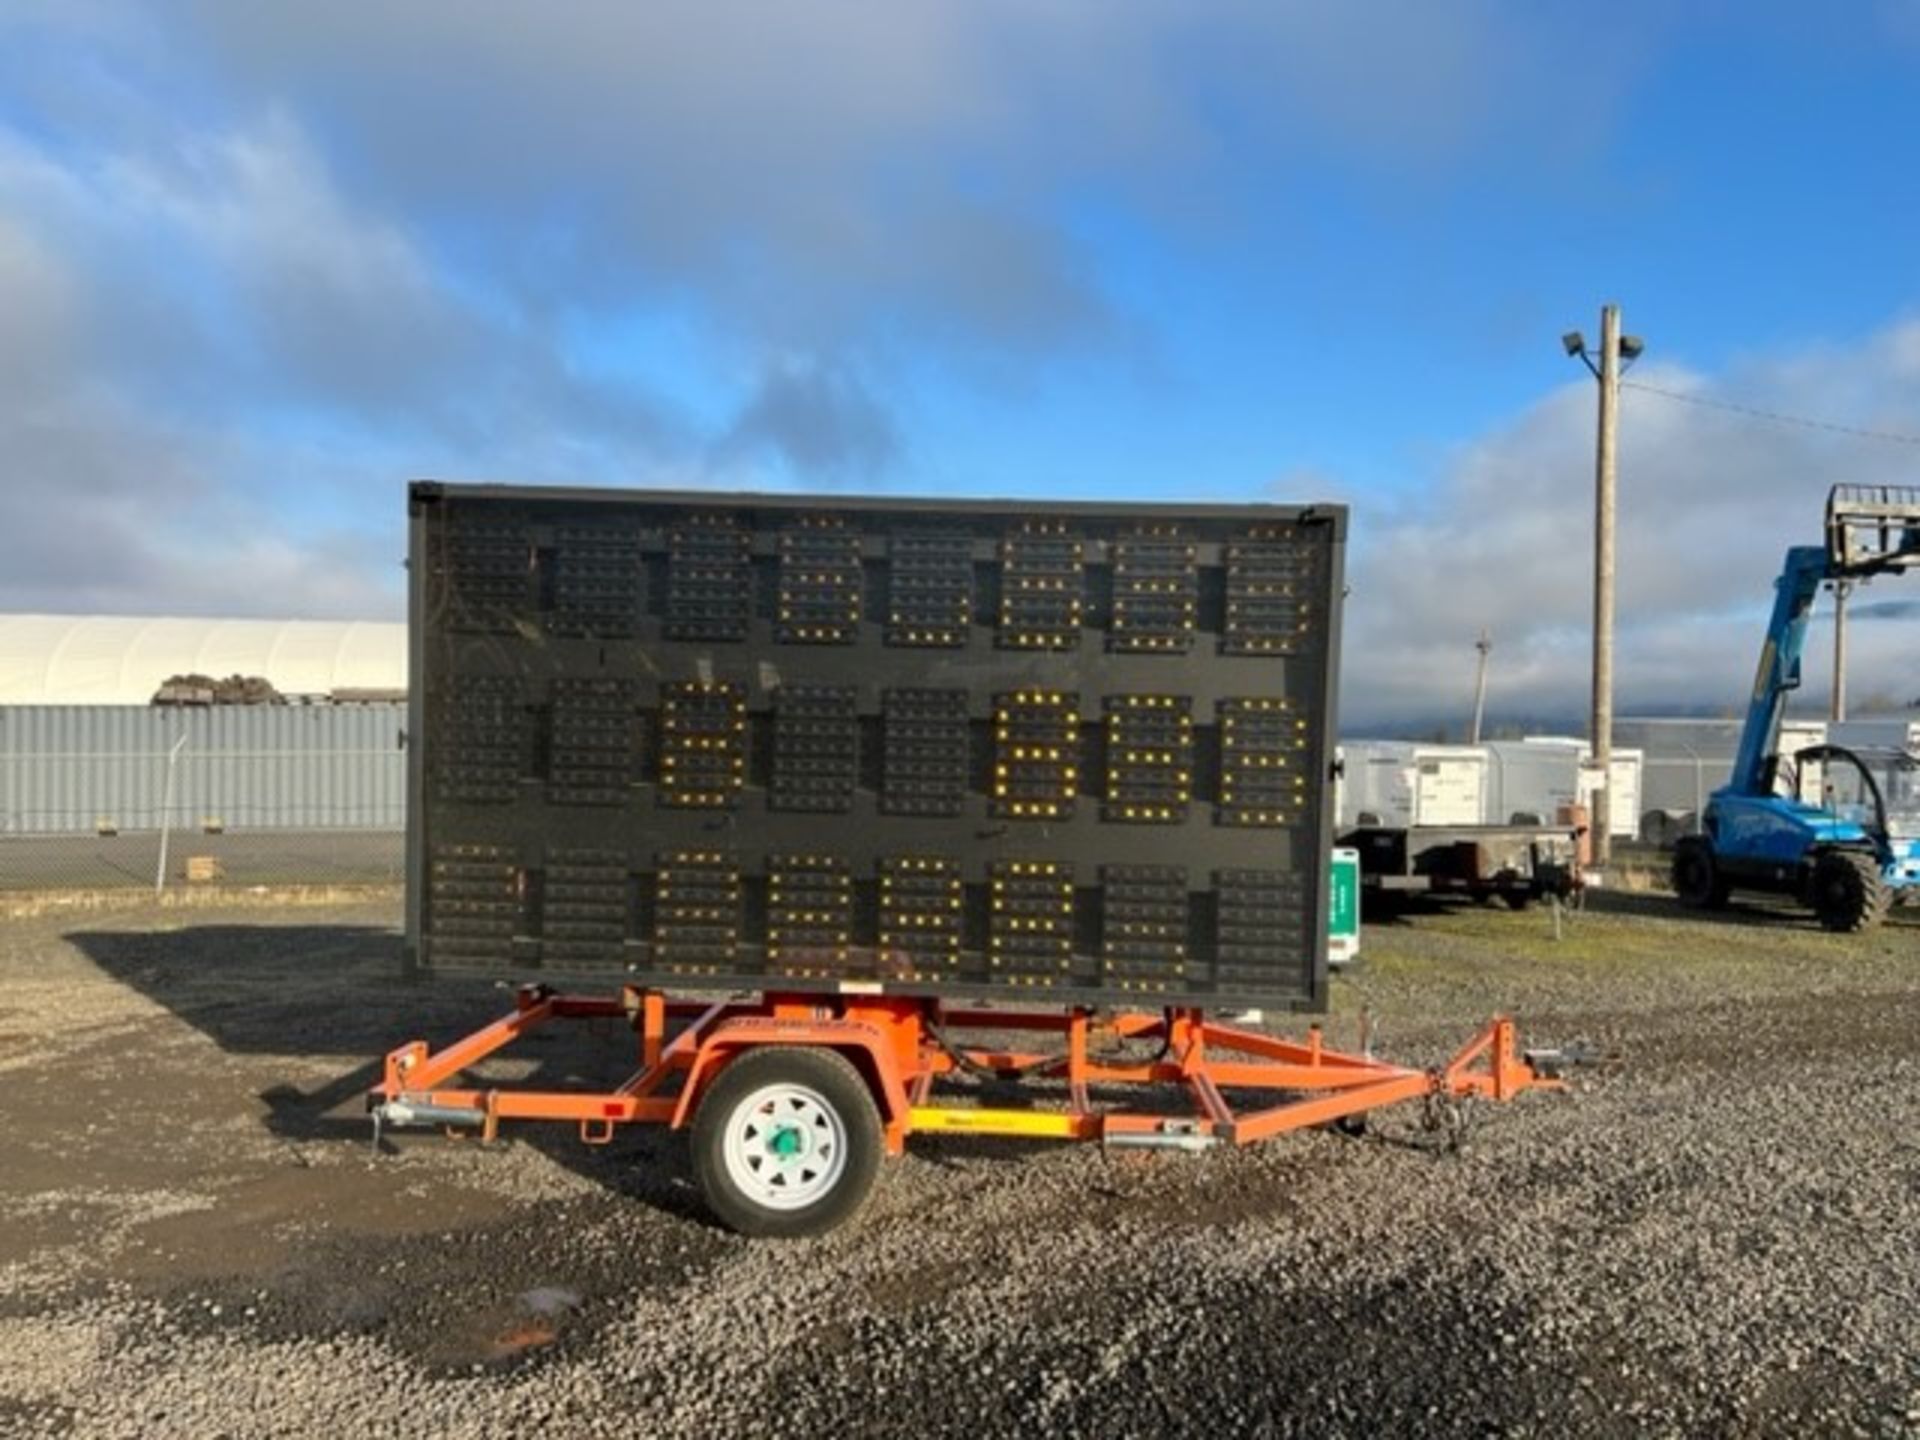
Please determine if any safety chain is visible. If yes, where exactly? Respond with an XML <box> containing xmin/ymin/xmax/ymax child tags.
<box><xmin>1421</xmin><ymin>1069</ymin><xmax>1477</xmax><ymax>1153</ymax></box>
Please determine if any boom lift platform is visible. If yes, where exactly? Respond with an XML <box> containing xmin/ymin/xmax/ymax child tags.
<box><xmin>373</xmin><ymin>990</ymin><xmax>1568</xmax><ymax>1236</ymax></box>
<box><xmin>1674</xmin><ymin>484</ymin><xmax>1920</xmax><ymax>930</ymax></box>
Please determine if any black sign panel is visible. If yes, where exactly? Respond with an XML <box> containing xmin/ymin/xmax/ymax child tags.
<box><xmin>406</xmin><ymin>482</ymin><xmax>1346</xmax><ymax>1011</ymax></box>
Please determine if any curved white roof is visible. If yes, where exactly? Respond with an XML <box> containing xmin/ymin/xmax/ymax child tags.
<box><xmin>0</xmin><ymin>614</ymin><xmax>407</xmax><ymax>704</ymax></box>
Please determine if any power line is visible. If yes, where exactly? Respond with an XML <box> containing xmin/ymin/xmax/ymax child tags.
<box><xmin>1621</xmin><ymin>378</ymin><xmax>1920</xmax><ymax>448</ymax></box>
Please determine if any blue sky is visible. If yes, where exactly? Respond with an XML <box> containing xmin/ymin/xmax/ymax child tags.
<box><xmin>3</xmin><ymin>3</ymin><xmax>1919</xmax><ymax>724</ymax></box>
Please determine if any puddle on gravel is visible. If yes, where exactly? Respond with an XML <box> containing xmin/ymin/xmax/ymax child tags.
<box><xmin>520</xmin><ymin>1285</ymin><xmax>582</xmax><ymax>1315</ymax></box>
<box><xmin>96</xmin><ymin>1186</ymin><xmax>730</xmax><ymax>1379</ymax></box>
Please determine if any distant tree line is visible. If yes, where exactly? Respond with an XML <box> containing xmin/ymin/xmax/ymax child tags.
<box><xmin>152</xmin><ymin>674</ymin><xmax>285</xmax><ymax>706</ymax></box>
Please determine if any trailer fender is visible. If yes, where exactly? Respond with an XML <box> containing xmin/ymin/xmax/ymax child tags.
<box><xmin>671</xmin><ymin>1017</ymin><xmax>912</xmax><ymax>1145</ymax></box>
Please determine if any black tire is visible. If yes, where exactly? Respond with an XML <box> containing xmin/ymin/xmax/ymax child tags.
<box><xmin>692</xmin><ymin>1046</ymin><xmax>884</xmax><ymax>1238</ymax></box>
<box><xmin>1672</xmin><ymin>837</ymin><xmax>1730</xmax><ymax>909</ymax></box>
<box><xmin>1808</xmin><ymin>850</ymin><xmax>1891</xmax><ymax>934</ymax></box>
<box><xmin>1501</xmin><ymin>890</ymin><xmax>1534</xmax><ymax>912</ymax></box>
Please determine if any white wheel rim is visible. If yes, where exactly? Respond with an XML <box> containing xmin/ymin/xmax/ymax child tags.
<box><xmin>720</xmin><ymin>1081</ymin><xmax>848</xmax><ymax>1213</ymax></box>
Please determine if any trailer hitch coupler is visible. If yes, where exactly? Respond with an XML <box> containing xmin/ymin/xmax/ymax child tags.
<box><xmin>1103</xmin><ymin>1125</ymin><xmax>1220</xmax><ymax>1154</ymax></box>
<box><xmin>372</xmin><ymin>1099</ymin><xmax>487</xmax><ymax>1131</ymax></box>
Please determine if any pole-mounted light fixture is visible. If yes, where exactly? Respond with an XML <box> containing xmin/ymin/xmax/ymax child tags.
<box><xmin>1565</xmin><ymin>328</ymin><xmax>1643</xmax><ymax>379</ymax></box>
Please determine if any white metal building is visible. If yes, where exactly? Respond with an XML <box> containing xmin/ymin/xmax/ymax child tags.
<box><xmin>1827</xmin><ymin>717</ymin><xmax>1920</xmax><ymax>753</ymax></box>
<box><xmin>1617</xmin><ymin>715</ymin><xmax>1832</xmax><ymax>832</ymax></box>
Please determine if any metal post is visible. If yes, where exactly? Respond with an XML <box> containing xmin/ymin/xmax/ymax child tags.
<box><xmin>1590</xmin><ymin>304</ymin><xmax>1621</xmax><ymax>868</ymax></box>
<box><xmin>155</xmin><ymin>731</ymin><xmax>188</xmax><ymax>897</ymax></box>
<box><xmin>1831</xmin><ymin>579</ymin><xmax>1850</xmax><ymax>723</ymax></box>
<box><xmin>1469</xmin><ymin>628</ymin><xmax>1492</xmax><ymax>744</ymax></box>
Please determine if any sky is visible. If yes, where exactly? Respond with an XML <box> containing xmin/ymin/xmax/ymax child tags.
<box><xmin>4</xmin><ymin>2</ymin><xmax>1920</xmax><ymax>729</ymax></box>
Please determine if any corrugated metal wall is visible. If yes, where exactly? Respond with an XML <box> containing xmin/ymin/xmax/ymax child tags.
<box><xmin>0</xmin><ymin>705</ymin><xmax>406</xmax><ymax>833</ymax></box>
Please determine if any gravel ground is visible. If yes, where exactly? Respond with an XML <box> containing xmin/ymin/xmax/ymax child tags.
<box><xmin>2</xmin><ymin>887</ymin><xmax>1918</xmax><ymax>1437</ymax></box>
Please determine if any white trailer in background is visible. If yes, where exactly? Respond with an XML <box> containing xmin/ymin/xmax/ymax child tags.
<box><xmin>1482</xmin><ymin>741</ymin><xmax>1575</xmax><ymax>826</ymax></box>
<box><xmin>1483</xmin><ymin>738</ymin><xmax>1643</xmax><ymax>839</ymax></box>
<box><xmin>1335</xmin><ymin>742</ymin><xmax>1489</xmax><ymax>830</ymax></box>
<box><xmin>1335</xmin><ymin>740</ymin><xmax>1577</xmax><ymax>908</ymax></box>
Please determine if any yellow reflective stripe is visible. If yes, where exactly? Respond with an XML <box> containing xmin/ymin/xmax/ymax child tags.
<box><xmin>906</xmin><ymin>1106</ymin><xmax>1080</xmax><ymax>1139</ymax></box>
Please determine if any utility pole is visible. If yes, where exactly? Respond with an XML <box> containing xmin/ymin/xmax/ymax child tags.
<box><xmin>1563</xmin><ymin>306</ymin><xmax>1643</xmax><ymax>870</ymax></box>
<box><xmin>1831</xmin><ymin>579</ymin><xmax>1851</xmax><ymax>723</ymax></box>
<box><xmin>1590</xmin><ymin>305</ymin><xmax>1619</xmax><ymax>868</ymax></box>
<box><xmin>1469</xmin><ymin>629</ymin><xmax>1492</xmax><ymax>744</ymax></box>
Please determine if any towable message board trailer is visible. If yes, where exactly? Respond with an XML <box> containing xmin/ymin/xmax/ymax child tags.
<box><xmin>406</xmin><ymin>482</ymin><xmax>1346</xmax><ymax>1012</ymax></box>
<box><xmin>384</xmin><ymin>483</ymin><xmax>1566</xmax><ymax>1235</ymax></box>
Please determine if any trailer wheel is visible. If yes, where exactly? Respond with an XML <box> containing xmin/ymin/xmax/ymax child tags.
<box><xmin>1809</xmin><ymin>850</ymin><xmax>1891</xmax><ymax>933</ymax></box>
<box><xmin>1672</xmin><ymin>837</ymin><xmax>1730</xmax><ymax>909</ymax></box>
<box><xmin>692</xmin><ymin>1046</ymin><xmax>883</xmax><ymax>1238</ymax></box>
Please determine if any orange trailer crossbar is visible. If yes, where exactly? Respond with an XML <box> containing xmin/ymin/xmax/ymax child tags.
<box><xmin>372</xmin><ymin>985</ymin><xmax>1565</xmax><ymax>1156</ymax></box>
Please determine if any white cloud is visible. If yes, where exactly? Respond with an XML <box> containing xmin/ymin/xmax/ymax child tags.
<box><xmin>1342</xmin><ymin>320</ymin><xmax>1920</xmax><ymax>729</ymax></box>
<box><xmin>173</xmin><ymin>1</ymin><xmax>1653</xmax><ymax>361</ymax></box>
<box><xmin>0</xmin><ymin>111</ymin><xmax>675</xmax><ymax>619</ymax></box>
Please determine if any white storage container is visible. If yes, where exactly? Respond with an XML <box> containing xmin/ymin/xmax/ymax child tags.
<box><xmin>1483</xmin><ymin>741</ymin><xmax>1579</xmax><ymax>826</ymax></box>
<box><xmin>1336</xmin><ymin>742</ymin><xmax>1488</xmax><ymax>830</ymax></box>
<box><xmin>1483</xmin><ymin>737</ymin><xmax>1643</xmax><ymax>839</ymax></box>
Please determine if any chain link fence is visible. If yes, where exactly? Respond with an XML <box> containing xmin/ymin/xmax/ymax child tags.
<box><xmin>0</xmin><ymin>828</ymin><xmax>404</xmax><ymax>893</ymax></box>
<box><xmin>1638</xmin><ymin>751</ymin><xmax>1716</xmax><ymax>847</ymax></box>
<box><xmin>0</xmin><ymin>706</ymin><xmax>405</xmax><ymax>893</ymax></box>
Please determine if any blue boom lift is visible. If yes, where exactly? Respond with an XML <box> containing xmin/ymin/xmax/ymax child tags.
<box><xmin>1673</xmin><ymin>485</ymin><xmax>1920</xmax><ymax>930</ymax></box>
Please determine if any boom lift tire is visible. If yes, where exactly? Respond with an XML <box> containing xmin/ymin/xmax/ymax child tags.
<box><xmin>1808</xmin><ymin>849</ymin><xmax>1891</xmax><ymax>934</ymax></box>
<box><xmin>1672</xmin><ymin>836</ymin><xmax>1731</xmax><ymax>910</ymax></box>
<box><xmin>692</xmin><ymin>1046</ymin><xmax>884</xmax><ymax>1238</ymax></box>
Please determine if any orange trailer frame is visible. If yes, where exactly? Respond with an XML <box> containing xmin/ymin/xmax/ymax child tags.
<box><xmin>372</xmin><ymin>986</ymin><xmax>1564</xmax><ymax>1159</ymax></box>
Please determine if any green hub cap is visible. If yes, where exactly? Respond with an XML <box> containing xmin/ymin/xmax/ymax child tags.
<box><xmin>721</xmin><ymin>1082</ymin><xmax>850</xmax><ymax>1213</ymax></box>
